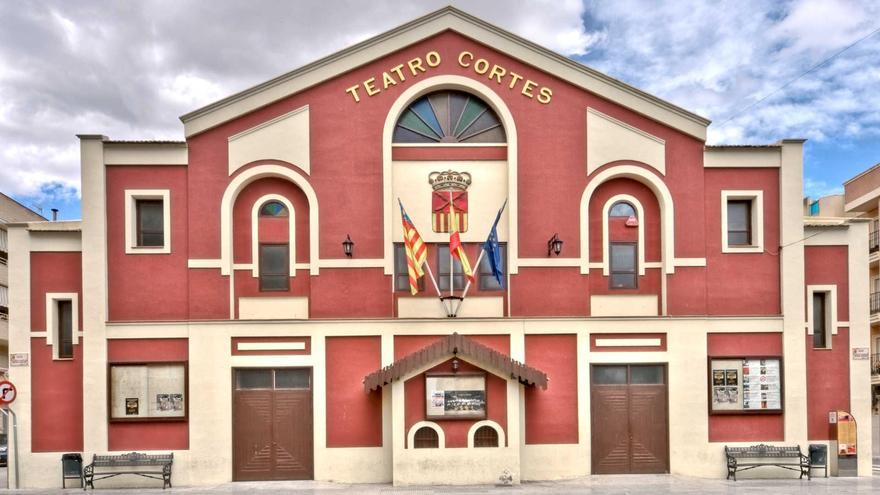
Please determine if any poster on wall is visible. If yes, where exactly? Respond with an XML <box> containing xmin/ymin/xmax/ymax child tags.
<box><xmin>109</xmin><ymin>363</ymin><xmax>187</xmax><ymax>421</ymax></box>
<box><xmin>709</xmin><ymin>357</ymin><xmax>782</xmax><ymax>414</ymax></box>
<box><xmin>425</xmin><ymin>373</ymin><xmax>486</xmax><ymax>420</ymax></box>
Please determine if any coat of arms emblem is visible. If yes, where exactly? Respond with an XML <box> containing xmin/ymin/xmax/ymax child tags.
<box><xmin>429</xmin><ymin>170</ymin><xmax>471</xmax><ymax>233</ymax></box>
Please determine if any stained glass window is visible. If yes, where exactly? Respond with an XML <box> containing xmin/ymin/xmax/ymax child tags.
<box><xmin>609</xmin><ymin>201</ymin><xmax>636</xmax><ymax>218</ymax></box>
<box><xmin>393</xmin><ymin>90</ymin><xmax>506</xmax><ymax>144</ymax></box>
<box><xmin>259</xmin><ymin>201</ymin><xmax>288</xmax><ymax>217</ymax></box>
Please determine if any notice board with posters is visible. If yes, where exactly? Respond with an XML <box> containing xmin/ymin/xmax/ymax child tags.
<box><xmin>109</xmin><ymin>362</ymin><xmax>187</xmax><ymax>421</ymax></box>
<box><xmin>425</xmin><ymin>372</ymin><xmax>486</xmax><ymax>420</ymax></box>
<box><xmin>709</xmin><ymin>357</ymin><xmax>783</xmax><ymax>414</ymax></box>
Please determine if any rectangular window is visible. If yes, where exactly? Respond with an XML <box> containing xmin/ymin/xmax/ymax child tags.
<box><xmin>727</xmin><ymin>200</ymin><xmax>752</xmax><ymax>246</ymax></box>
<box><xmin>57</xmin><ymin>300</ymin><xmax>73</xmax><ymax>359</ymax></box>
<box><xmin>136</xmin><ymin>199</ymin><xmax>164</xmax><ymax>247</ymax></box>
<box><xmin>609</xmin><ymin>242</ymin><xmax>637</xmax><ymax>289</ymax></box>
<box><xmin>259</xmin><ymin>244</ymin><xmax>289</xmax><ymax>291</ymax></box>
<box><xmin>394</xmin><ymin>244</ymin><xmax>424</xmax><ymax>292</ymax></box>
<box><xmin>0</xmin><ymin>284</ymin><xmax>8</xmax><ymax>320</ymax></box>
<box><xmin>478</xmin><ymin>244</ymin><xmax>506</xmax><ymax>290</ymax></box>
<box><xmin>812</xmin><ymin>292</ymin><xmax>828</xmax><ymax>349</ymax></box>
<box><xmin>0</xmin><ymin>228</ymin><xmax>7</xmax><ymax>265</ymax></box>
<box><xmin>437</xmin><ymin>244</ymin><xmax>465</xmax><ymax>291</ymax></box>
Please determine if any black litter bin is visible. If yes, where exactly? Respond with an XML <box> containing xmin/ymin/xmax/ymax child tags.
<box><xmin>61</xmin><ymin>453</ymin><xmax>83</xmax><ymax>488</ymax></box>
<box><xmin>809</xmin><ymin>444</ymin><xmax>828</xmax><ymax>478</ymax></box>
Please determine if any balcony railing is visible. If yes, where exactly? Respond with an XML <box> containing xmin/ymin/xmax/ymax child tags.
<box><xmin>871</xmin><ymin>230</ymin><xmax>879</xmax><ymax>253</ymax></box>
<box><xmin>872</xmin><ymin>293</ymin><xmax>880</xmax><ymax>314</ymax></box>
<box><xmin>872</xmin><ymin>354</ymin><xmax>880</xmax><ymax>377</ymax></box>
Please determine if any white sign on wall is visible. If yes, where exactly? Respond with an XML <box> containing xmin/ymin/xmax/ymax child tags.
<box><xmin>852</xmin><ymin>347</ymin><xmax>869</xmax><ymax>360</ymax></box>
<box><xmin>9</xmin><ymin>353</ymin><xmax>29</xmax><ymax>367</ymax></box>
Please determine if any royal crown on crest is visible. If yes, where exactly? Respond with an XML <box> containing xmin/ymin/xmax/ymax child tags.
<box><xmin>429</xmin><ymin>170</ymin><xmax>472</xmax><ymax>191</ymax></box>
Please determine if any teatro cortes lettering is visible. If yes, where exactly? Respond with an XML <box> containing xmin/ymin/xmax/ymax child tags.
<box><xmin>5</xmin><ymin>6</ymin><xmax>871</xmax><ymax>489</ymax></box>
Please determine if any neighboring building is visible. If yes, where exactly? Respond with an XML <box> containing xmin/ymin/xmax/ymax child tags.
<box><xmin>842</xmin><ymin>163</ymin><xmax>880</xmax><ymax>463</ymax></box>
<box><xmin>5</xmin><ymin>7</ymin><xmax>873</xmax><ymax>488</ymax></box>
<box><xmin>805</xmin><ymin>194</ymin><xmax>853</xmax><ymax>218</ymax></box>
<box><xmin>0</xmin><ymin>192</ymin><xmax>45</xmax><ymax>372</ymax></box>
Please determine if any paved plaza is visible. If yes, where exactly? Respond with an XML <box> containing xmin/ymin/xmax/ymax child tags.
<box><xmin>0</xmin><ymin>472</ymin><xmax>879</xmax><ymax>494</ymax></box>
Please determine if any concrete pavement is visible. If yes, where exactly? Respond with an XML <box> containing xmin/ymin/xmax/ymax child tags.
<box><xmin>0</xmin><ymin>474</ymin><xmax>879</xmax><ymax>494</ymax></box>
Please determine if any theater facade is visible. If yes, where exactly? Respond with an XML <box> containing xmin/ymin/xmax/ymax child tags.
<box><xmin>5</xmin><ymin>7</ymin><xmax>873</xmax><ymax>488</ymax></box>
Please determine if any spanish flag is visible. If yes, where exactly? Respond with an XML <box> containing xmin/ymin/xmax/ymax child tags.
<box><xmin>448</xmin><ymin>191</ymin><xmax>475</xmax><ymax>283</ymax></box>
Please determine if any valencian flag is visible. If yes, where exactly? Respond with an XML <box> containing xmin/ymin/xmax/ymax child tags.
<box><xmin>432</xmin><ymin>190</ymin><xmax>468</xmax><ymax>233</ymax></box>
<box><xmin>482</xmin><ymin>200</ymin><xmax>507</xmax><ymax>288</ymax></box>
<box><xmin>447</xmin><ymin>192</ymin><xmax>475</xmax><ymax>283</ymax></box>
<box><xmin>398</xmin><ymin>199</ymin><xmax>427</xmax><ymax>295</ymax></box>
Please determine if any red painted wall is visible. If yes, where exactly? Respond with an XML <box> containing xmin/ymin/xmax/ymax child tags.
<box><xmin>804</xmin><ymin>245</ymin><xmax>851</xmax><ymax>439</ymax></box>
<box><xmin>524</xmin><ymin>334</ymin><xmax>578</xmax><ymax>444</ymax></box>
<box><xmin>29</xmin><ymin>252</ymin><xmax>82</xmax><ymax>331</ymax></box>
<box><xmin>325</xmin><ymin>336</ymin><xmax>383</xmax><ymax>447</ymax></box>
<box><xmin>31</xmin><ymin>338</ymin><xmax>83</xmax><ymax>452</ymax></box>
<box><xmin>106</xmin><ymin>166</ymin><xmax>189</xmax><ymax>321</ymax></box>
<box><xmin>107</xmin><ymin>339</ymin><xmax>189</xmax><ymax>451</ymax></box>
<box><xmin>510</xmin><ymin>268</ymin><xmax>589</xmax><ymax>316</ymax></box>
<box><xmin>397</xmin><ymin>334</ymin><xmax>509</xmax><ymax>447</ymax></box>
<box><xmin>707</xmin><ymin>332</ymin><xmax>784</xmax><ymax>442</ymax></box>
<box><xmin>702</xmin><ymin>168</ymin><xmax>781</xmax><ymax>316</ymax></box>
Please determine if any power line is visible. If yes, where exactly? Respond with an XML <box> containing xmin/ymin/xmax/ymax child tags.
<box><xmin>715</xmin><ymin>25</ymin><xmax>880</xmax><ymax>128</ymax></box>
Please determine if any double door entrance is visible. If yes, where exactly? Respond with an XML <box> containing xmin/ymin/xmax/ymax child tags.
<box><xmin>590</xmin><ymin>364</ymin><xmax>669</xmax><ymax>474</ymax></box>
<box><xmin>232</xmin><ymin>368</ymin><xmax>314</xmax><ymax>481</ymax></box>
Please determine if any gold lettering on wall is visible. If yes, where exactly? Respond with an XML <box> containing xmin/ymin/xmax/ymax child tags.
<box><xmin>344</xmin><ymin>50</ymin><xmax>552</xmax><ymax>104</ymax></box>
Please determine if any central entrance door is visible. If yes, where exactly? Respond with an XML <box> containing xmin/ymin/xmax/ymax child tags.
<box><xmin>233</xmin><ymin>368</ymin><xmax>313</xmax><ymax>481</ymax></box>
<box><xmin>590</xmin><ymin>364</ymin><xmax>668</xmax><ymax>474</ymax></box>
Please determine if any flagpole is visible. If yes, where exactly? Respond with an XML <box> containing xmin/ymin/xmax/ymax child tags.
<box><xmin>448</xmin><ymin>190</ymin><xmax>454</xmax><ymax>298</ymax></box>
<box><xmin>422</xmin><ymin>259</ymin><xmax>449</xmax><ymax>316</ymax></box>
<box><xmin>452</xmin><ymin>249</ymin><xmax>485</xmax><ymax>316</ymax></box>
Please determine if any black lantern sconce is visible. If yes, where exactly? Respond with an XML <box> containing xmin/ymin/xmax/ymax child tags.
<box><xmin>547</xmin><ymin>233</ymin><xmax>563</xmax><ymax>256</ymax></box>
<box><xmin>342</xmin><ymin>234</ymin><xmax>354</xmax><ymax>257</ymax></box>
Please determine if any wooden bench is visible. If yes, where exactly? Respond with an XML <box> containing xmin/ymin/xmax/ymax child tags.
<box><xmin>725</xmin><ymin>444</ymin><xmax>810</xmax><ymax>481</ymax></box>
<box><xmin>82</xmin><ymin>452</ymin><xmax>173</xmax><ymax>490</ymax></box>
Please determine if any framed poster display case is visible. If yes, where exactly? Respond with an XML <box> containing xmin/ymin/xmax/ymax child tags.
<box><xmin>108</xmin><ymin>362</ymin><xmax>188</xmax><ymax>422</ymax></box>
<box><xmin>708</xmin><ymin>356</ymin><xmax>783</xmax><ymax>415</ymax></box>
<box><xmin>425</xmin><ymin>372</ymin><xmax>487</xmax><ymax>420</ymax></box>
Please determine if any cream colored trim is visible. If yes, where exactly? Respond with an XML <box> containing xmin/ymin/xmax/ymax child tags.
<box><xmin>590</xmin><ymin>295</ymin><xmax>658</xmax><ymax>317</ymax></box>
<box><xmin>188</xmin><ymin>259</ymin><xmax>221</xmax><ymax>269</ymax></box>
<box><xmin>602</xmin><ymin>194</ymin><xmax>645</xmax><ymax>276</ymax></box>
<box><xmin>238</xmin><ymin>297</ymin><xmax>309</xmax><ymax>320</ymax></box>
<box><xmin>586</xmin><ymin>108</ymin><xmax>665</xmax><ymax>176</ymax></box>
<box><xmin>644</xmin><ymin>262</ymin><xmax>662</xmax><ymax>269</ymax></box>
<box><xmin>250</xmin><ymin>194</ymin><xmax>296</xmax><ymax>277</ymax></box>
<box><xmin>466</xmin><ymin>420</ymin><xmax>505</xmax><ymax>448</ymax></box>
<box><xmin>720</xmin><ymin>190</ymin><xmax>764</xmax><ymax>254</ymax></box>
<box><xmin>236</xmin><ymin>341</ymin><xmax>306</xmax><ymax>351</ymax></box>
<box><xmin>318</xmin><ymin>258</ymin><xmax>384</xmax><ymax>268</ymax></box>
<box><xmin>806</xmin><ymin>285</ymin><xmax>839</xmax><ymax>343</ymax></box>
<box><xmin>392</xmin><ymin>143</ymin><xmax>507</xmax><ymax>148</ymax></box>
<box><xmin>673</xmin><ymin>257</ymin><xmax>706</xmax><ymax>267</ymax></box>
<box><xmin>837</xmin><ymin>321</ymin><xmax>849</xmax><ymax>327</ymax></box>
<box><xmin>703</xmin><ymin>147</ymin><xmax>781</xmax><ymax>168</ymax></box>
<box><xmin>407</xmin><ymin>421</ymin><xmax>445</xmax><ymax>449</ymax></box>
<box><xmin>227</xmin><ymin>105</ymin><xmax>310</xmax><ymax>176</ymax></box>
<box><xmin>581</xmin><ymin>165</ymin><xmax>675</xmax><ymax>274</ymax></box>
<box><xmin>383</xmin><ymin>75</ymin><xmax>518</xmax><ymax>275</ymax></box>
<box><xmin>124</xmin><ymin>189</ymin><xmax>171</xmax><ymax>254</ymax></box>
<box><xmin>27</xmin><ymin>231</ymin><xmax>82</xmax><ymax>252</ymax></box>
<box><xmin>844</xmin><ymin>184</ymin><xmax>880</xmax><ymax>212</ymax></box>
<box><xmin>104</xmin><ymin>142</ymin><xmax>188</xmax><ymax>165</ymax></box>
<box><xmin>180</xmin><ymin>7</ymin><xmax>709</xmax><ymax>139</ymax></box>
<box><xmin>45</xmin><ymin>295</ymin><xmax>80</xmax><ymax>360</ymax></box>
<box><xmin>517</xmin><ymin>258</ymin><xmax>580</xmax><ymax>267</ymax></box>
<box><xmin>220</xmin><ymin>165</ymin><xmax>319</xmax><ymax>276</ymax></box>
<box><xmin>594</xmin><ymin>337</ymin><xmax>662</xmax><ymax>347</ymax></box>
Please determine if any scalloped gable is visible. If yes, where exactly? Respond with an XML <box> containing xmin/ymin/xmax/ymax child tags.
<box><xmin>179</xmin><ymin>7</ymin><xmax>709</xmax><ymax>140</ymax></box>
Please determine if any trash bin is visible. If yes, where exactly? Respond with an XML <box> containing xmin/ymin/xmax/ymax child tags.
<box><xmin>61</xmin><ymin>453</ymin><xmax>83</xmax><ymax>488</ymax></box>
<box><xmin>808</xmin><ymin>444</ymin><xmax>827</xmax><ymax>478</ymax></box>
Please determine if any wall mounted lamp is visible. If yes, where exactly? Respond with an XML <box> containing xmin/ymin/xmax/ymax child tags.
<box><xmin>342</xmin><ymin>234</ymin><xmax>354</xmax><ymax>257</ymax></box>
<box><xmin>547</xmin><ymin>233</ymin><xmax>563</xmax><ymax>256</ymax></box>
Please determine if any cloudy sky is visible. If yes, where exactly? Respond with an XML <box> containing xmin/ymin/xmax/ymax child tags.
<box><xmin>1</xmin><ymin>0</ymin><xmax>878</xmax><ymax>220</ymax></box>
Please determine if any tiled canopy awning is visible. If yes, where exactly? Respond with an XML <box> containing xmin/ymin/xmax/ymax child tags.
<box><xmin>363</xmin><ymin>332</ymin><xmax>548</xmax><ymax>392</ymax></box>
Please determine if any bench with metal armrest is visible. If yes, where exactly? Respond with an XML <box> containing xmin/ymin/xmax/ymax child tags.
<box><xmin>82</xmin><ymin>452</ymin><xmax>173</xmax><ymax>490</ymax></box>
<box><xmin>724</xmin><ymin>444</ymin><xmax>810</xmax><ymax>481</ymax></box>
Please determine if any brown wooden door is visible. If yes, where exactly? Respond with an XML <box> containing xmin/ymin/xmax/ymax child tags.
<box><xmin>233</xmin><ymin>369</ymin><xmax>313</xmax><ymax>481</ymax></box>
<box><xmin>591</xmin><ymin>364</ymin><xmax>668</xmax><ymax>474</ymax></box>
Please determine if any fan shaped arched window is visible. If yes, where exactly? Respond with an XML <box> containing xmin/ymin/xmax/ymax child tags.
<box><xmin>393</xmin><ymin>90</ymin><xmax>506</xmax><ymax>144</ymax></box>
<box><xmin>259</xmin><ymin>201</ymin><xmax>288</xmax><ymax>217</ymax></box>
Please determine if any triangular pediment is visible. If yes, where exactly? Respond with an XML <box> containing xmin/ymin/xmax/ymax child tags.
<box><xmin>180</xmin><ymin>7</ymin><xmax>709</xmax><ymax>139</ymax></box>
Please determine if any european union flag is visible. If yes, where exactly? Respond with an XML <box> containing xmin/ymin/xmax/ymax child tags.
<box><xmin>482</xmin><ymin>200</ymin><xmax>507</xmax><ymax>288</ymax></box>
